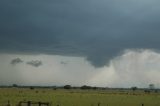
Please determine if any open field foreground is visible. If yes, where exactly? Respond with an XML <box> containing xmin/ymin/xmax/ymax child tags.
<box><xmin>0</xmin><ymin>88</ymin><xmax>160</xmax><ymax>106</ymax></box>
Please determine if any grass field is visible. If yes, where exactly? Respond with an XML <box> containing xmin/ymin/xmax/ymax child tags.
<box><xmin>0</xmin><ymin>88</ymin><xmax>160</xmax><ymax>106</ymax></box>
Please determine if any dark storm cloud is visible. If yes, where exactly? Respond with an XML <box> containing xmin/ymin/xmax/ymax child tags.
<box><xmin>1</xmin><ymin>0</ymin><xmax>160</xmax><ymax>67</ymax></box>
<box><xmin>11</xmin><ymin>58</ymin><xmax>23</xmax><ymax>65</ymax></box>
<box><xmin>26</xmin><ymin>60</ymin><xmax>42</xmax><ymax>67</ymax></box>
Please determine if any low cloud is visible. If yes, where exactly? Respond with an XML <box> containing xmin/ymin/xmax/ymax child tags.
<box><xmin>26</xmin><ymin>60</ymin><xmax>42</xmax><ymax>67</ymax></box>
<box><xmin>11</xmin><ymin>58</ymin><xmax>23</xmax><ymax>65</ymax></box>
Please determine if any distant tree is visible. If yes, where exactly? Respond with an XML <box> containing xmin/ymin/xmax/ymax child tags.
<box><xmin>81</xmin><ymin>85</ymin><xmax>91</xmax><ymax>90</ymax></box>
<box><xmin>131</xmin><ymin>86</ymin><xmax>138</xmax><ymax>91</ymax></box>
<box><xmin>12</xmin><ymin>84</ymin><xmax>18</xmax><ymax>87</ymax></box>
<box><xmin>64</xmin><ymin>85</ymin><xmax>72</xmax><ymax>89</ymax></box>
<box><xmin>149</xmin><ymin>84</ymin><xmax>155</xmax><ymax>90</ymax></box>
<box><xmin>30</xmin><ymin>86</ymin><xmax>35</xmax><ymax>90</ymax></box>
<box><xmin>72</xmin><ymin>87</ymin><xmax>78</xmax><ymax>89</ymax></box>
<box><xmin>93</xmin><ymin>87</ymin><xmax>97</xmax><ymax>90</ymax></box>
<box><xmin>144</xmin><ymin>89</ymin><xmax>150</xmax><ymax>94</ymax></box>
<box><xmin>52</xmin><ymin>86</ymin><xmax>57</xmax><ymax>90</ymax></box>
<box><xmin>53</xmin><ymin>88</ymin><xmax>57</xmax><ymax>90</ymax></box>
<box><xmin>154</xmin><ymin>89</ymin><xmax>158</xmax><ymax>93</ymax></box>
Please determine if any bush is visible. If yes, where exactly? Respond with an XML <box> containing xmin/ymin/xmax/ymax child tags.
<box><xmin>64</xmin><ymin>85</ymin><xmax>72</xmax><ymax>89</ymax></box>
<box><xmin>81</xmin><ymin>85</ymin><xmax>91</xmax><ymax>90</ymax></box>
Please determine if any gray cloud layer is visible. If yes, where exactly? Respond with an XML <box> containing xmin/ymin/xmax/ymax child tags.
<box><xmin>1</xmin><ymin>0</ymin><xmax>160</xmax><ymax>67</ymax></box>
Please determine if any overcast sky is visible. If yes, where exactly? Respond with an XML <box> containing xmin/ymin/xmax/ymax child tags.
<box><xmin>1</xmin><ymin>0</ymin><xmax>160</xmax><ymax>87</ymax></box>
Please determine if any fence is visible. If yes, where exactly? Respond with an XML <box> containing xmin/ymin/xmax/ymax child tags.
<box><xmin>17</xmin><ymin>101</ymin><xmax>50</xmax><ymax>106</ymax></box>
<box><xmin>5</xmin><ymin>101</ymin><xmax>146</xmax><ymax>106</ymax></box>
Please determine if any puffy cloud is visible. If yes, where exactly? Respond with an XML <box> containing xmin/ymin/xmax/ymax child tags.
<box><xmin>60</xmin><ymin>61</ymin><xmax>68</xmax><ymax>65</ymax></box>
<box><xmin>11</xmin><ymin>58</ymin><xmax>23</xmax><ymax>65</ymax></box>
<box><xmin>26</xmin><ymin>60</ymin><xmax>42</xmax><ymax>67</ymax></box>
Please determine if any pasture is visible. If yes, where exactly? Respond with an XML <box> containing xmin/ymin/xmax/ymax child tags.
<box><xmin>0</xmin><ymin>88</ymin><xmax>160</xmax><ymax>106</ymax></box>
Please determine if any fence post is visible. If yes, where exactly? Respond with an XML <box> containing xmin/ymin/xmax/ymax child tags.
<box><xmin>98</xmin><ymin>102</ymin><xmax>101</xmax><ymax>106</ymax></box>
<box><xmin>6</xmin><ymin>100</ymin><xmax>10</xmax><ymax>106</ymax></box>
<box><xmin>27</xmin><ymin>101</ymin><xmax>31</xmax><ymax>106</ymax></box>
<box><xmin>47</xmin><ymin>103</ymin><xmax>49</xmax><ymax>106</ymax></box>
<box><xmin>18</xmin><ymin>102</ymin><xmax>21</xmax><ymax>106</ymax></box>
<box><xmin>38</xmin><ymin>102</ymin><xmax>41</xmax><ymax>106</ymax></box>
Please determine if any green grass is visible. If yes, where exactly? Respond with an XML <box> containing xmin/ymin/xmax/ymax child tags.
<box><xmin>0</xmin><ymin>88</ymin><xmax>160</xmax><ymax>106</ymax></box>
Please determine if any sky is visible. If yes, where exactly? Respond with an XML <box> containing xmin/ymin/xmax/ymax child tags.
<box><xmin>1</xmin><ymin>0</ymin><xmax>160</xmax><ymax>88</ymax></box>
